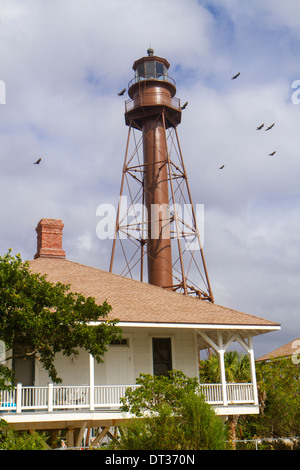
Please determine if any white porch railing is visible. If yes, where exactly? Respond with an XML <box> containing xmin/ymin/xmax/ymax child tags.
<box><xmin>0</xmin><ymin>382</ymin><xmax>255</xmax><ymax>414</ymax></box>
<box><xmin>199</xmin><ymin>383</ymin><xmax>254</xmax><ymax>405</ymax></box>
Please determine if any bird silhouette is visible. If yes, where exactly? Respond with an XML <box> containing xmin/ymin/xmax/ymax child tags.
<box><xmin>181</xmin><ymin>101</ymin><xmax>188</xmax><ymax>110</ymax></box>
<box><xmin>256</xmin><ymin>124</ymin><xmax>264</xmax><ymax>130</ymax></box>
<box><xmin>231</xmin><ymin>72</ymin><xmax>240</xmax><ymax>80</ymax></box>
<box><xmin>269</xmin><ymin>151</ymin><xmax>276</xmax><ymax>156</ymax></box>
<box><xmin>219</xmin><ymin>164</ymin><xmax>225</xmax><ymax>169</ymax></box>
<box><xmin>265</xmin><ymin>123</ymin><xmax>275</xmax><ymax>131</ymax></box>
<box><xmin>33</xmin><ymin>158</ymin><xmax>41</xmax><ymax>164</ymax></box>
<box><xmin>117</xmin><ymin>88</ymin><xmax>126</xmax><ymax>96</ymax></box>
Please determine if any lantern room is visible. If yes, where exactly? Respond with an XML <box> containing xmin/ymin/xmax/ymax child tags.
<box><xmin>125</xmin><ymin>49</ymin><xmax>181</xmax><ymax>128</ymax></box>
<box><xmin>134</xmin><ymin>48</ymin><xmax>170</xmax><ymax>81</ymax></box>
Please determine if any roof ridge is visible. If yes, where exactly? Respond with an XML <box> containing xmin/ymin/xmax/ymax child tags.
<box><xmin>30</xmin><ymin>256</ymin><xmax>176</xmax><ymax>291</ymax></box>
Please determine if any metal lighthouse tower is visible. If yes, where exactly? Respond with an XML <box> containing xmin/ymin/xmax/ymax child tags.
<box><xmin>109</xmin><ymin>49</ymin><xmax>214</xmax><ymax>302</ymax></box>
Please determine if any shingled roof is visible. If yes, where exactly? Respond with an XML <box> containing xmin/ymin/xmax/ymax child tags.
<box><xmin>29</xmin><ymin>257</ymin><xmax>280</xmax><ymax>332</ymax></box>
<box><xmin>257</xmin><ymin>337</ymin><xmax>299</xmax><ymax>361</ymax></box>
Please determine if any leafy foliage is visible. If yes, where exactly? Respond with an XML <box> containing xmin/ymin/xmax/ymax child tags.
<box><xmin>115</xmin><ymin>404</ymin><xmax>181</xmax><ymax>450</ymax></box>
<box><xmin>199</xmin><ymin>350</ymin><xmax>251</xmax><ymax>383</ymax></box>
<box><xmin>117</xmin><ymin>371</ymin><xmax>227</xmax><ymax>450</ymax></box>
<box><xmin>120</xmin><ymin>370</ymin><xmax>200</xmax><ymax>416</ymax></box>
<box><xmin>239</xmin><ymin>358</ymin><xmax>300</xmax><ymax>438</ymax></box>
<box><xmin>199</xmin><ymin>350</ymin><xmax>300</xmax><ymax>439</ymax></box>
<box><xmin>0</xmin><ymin>250</ymin><xmax>121</xmax><ymax>385</ymax></box>
<box><xmin>0</xmin><ymin>420</ymin><xmax>48</xmax><ymax>450</ymax></box>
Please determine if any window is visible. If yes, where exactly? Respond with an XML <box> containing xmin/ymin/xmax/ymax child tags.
<box><xmin>152</xmin><ymin>337</ymin><xmax>172</xmax><ymax>376</ymax></box>
<box><xmin>110</xmin><ymin>338</ymin><xmax>129</xmax><ymax>346</ymax></box>
<box><xmin>156</xmin><ymin>62</ymin><xmax>164</xmax><ymax>78</ymax></box>
<box><xmin>145</xmin><ymin>61</ymin><xmax>155</xmax><ymax>79</ymax></box>
<box><xmin>13</xmin><ymin>345</ymin><xmax>35</xmax><ymax>386</ymax></box>
<box><xmin>135</xmin><ymin>61</ymin><xmax>168</xmax><ymax>81</ymax></box>
<box><xmin>136</xmin><ymin>64</ymin><xmax>145</xmax><ymax>79</ymax></box>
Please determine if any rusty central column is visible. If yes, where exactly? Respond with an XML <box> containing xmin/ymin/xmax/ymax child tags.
<box><xmin>124</xmin><ymin>48</ymin><xmax>182</xmax><ymax>288</ymax></box>
<box><xmin>143</xmin><ymin>116</ymin><xmax>172</xmax><ymax>287</ymax></box>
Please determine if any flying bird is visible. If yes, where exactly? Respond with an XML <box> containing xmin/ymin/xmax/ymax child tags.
<box><xmin>265</xmin><ymin>123</ymin><xmax>275</xmax><ymax>131</ymax></box>
<box><xmin>181</xmin><ymin>101</ymin><xmax>188</xmax><ymax>110</ymax></box>
<box><xmin>33</xmin><ymin>158</ymin><xmax>41</xmax><ymax>164</ymax></box>
<box><xmin>219</xmin><ymin>164</ymin><xmax>225</xmax><ymax>169</ymax></box>
<box><xmin>256</xmin><ymin>124</ymin><xmax>264</xmax><ymax>130</ymax></box>
<box><xmin>269</xmin><ymin>151</ymin><xmax>276</xmax><ymax>156</ymax></box>
<box><xmin>117</xmin><ymin>88</ymin><xmax>126</xmax><ymax>96</ymax></box>
<box><xmin>231</xmin><ymin>72</ymin><xmax>240</xmax><ymax>80</ymax></box>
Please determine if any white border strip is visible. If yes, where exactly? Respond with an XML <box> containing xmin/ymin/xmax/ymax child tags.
<box><xmin>90</xmin><ymin>321</ymin><xmax>280</xmax><ymax>330</ymax></box>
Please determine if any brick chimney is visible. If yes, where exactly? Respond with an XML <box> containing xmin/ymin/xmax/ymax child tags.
<box><xmin>34</xmin><ymin>218</ymin><xmax>66</xmax><ymax>259</ymax></box>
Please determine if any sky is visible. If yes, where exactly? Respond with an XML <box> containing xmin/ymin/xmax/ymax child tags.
<box><xmin>0</xmin><ymin>0</ymin><xmax>299</xmax><ymax>359</ymax></box>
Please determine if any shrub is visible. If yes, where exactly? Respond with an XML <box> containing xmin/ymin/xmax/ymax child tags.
<box><xmin>116</xmin><ymin>371</ymin><xmax>226</xmax><ymax>450</ymax></box>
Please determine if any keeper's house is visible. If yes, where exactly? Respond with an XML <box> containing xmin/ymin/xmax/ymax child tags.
<box><xmin>0</xmin><ymin>218</ymin><xmax>280</xmax><ymax>445</ymax></box>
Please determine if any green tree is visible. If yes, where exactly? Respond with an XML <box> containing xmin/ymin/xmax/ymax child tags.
<box><xmin>0</xmin><ymin>250</ymin><xmax>121</xmax><ymax>386</ymax></box>
<box><xmin>240</xmin><ymin>358</ymin><xmax>300</xmax><ymax>438</ymax></box>
<box><xmin>118</xmin><ymin>371</ymin><xmax>226</xmax><ymax>450</ymax></box>
<box><xmin>120</xmin><ymin>370</ymin><xmax>200</xmax><ymax>416</ymax></box>
<box><xmin>199</xmin><ymin>350</ymin><xmax>251</xmax><ymax>383</ymax></box>
<box><xmin>0</xmin><ymin>420</ymin><xmax>49</xmax><ymax>450</ymax></box>
<box><xmin>115</xmin><ymin>404</ymin><xmax>182</xmax><ymax>450</ymax></box>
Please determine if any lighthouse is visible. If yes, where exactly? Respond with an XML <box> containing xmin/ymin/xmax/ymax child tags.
<box><xmin>110</xmin><ymin>49</ymin><xmax>213</xmax><ymax>302</ymax></box>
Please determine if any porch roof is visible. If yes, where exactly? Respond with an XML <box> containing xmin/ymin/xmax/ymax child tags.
<box><xmin>29</xmin><ymin>258</ymin><xmax>280</xmax><ymax>335</ymax></box>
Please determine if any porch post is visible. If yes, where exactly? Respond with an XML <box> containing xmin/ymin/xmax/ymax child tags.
<box><xmin>48</xmin><ymin>382</ymin><xmax>53</xmax><ymax>412</ymax></box>
<box><xmin>16</xmin><ymin>383</ymin><xmax>22</xmax><ymax>413</ymax></box>
<box><xmin>248</xmin><ymin>336</ymin><xmax>259</xmax><ymax>405</ymax></box>
<box><xmin>89</xmin><ymin>354</ymin><xmax>95</xmax><ymax>411</ymax></box>
<box><xmin>217</xmin><ymin>332</ymin><xmax>227</xmax><ymax>406</ymax></box>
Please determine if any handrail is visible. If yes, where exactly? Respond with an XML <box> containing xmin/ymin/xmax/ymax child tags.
<box><xmin>199</xmin><ymin>383</ymin><xmax>254</xmax><ymax>404</ymax></box>
<box><xmin>128</xmin><ymin>74</ymin><xmax>176</xmax><ymax>89</ymax></box>
<box><xmin>0</xmin><ymin>382</ymin><xmax>255</xmax><ymax>414</ymax></box>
